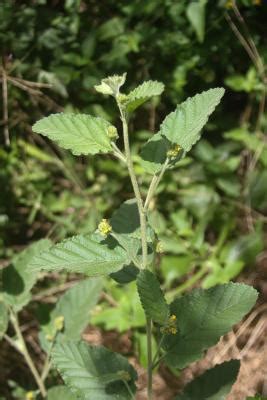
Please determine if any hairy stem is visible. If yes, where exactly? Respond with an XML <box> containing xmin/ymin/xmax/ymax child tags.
<box><xmin>144</xmin><ymin>158</ymin><xmax>169</xmax><ymax>210</ymax></box>
<box><xmin>118</xmin><ymin>103</ymin><xmax>148</xmax><ymax>269</ymax></box>
<box><xmin>1</xmin><ymin>58</ymin><xmax>10</xmax><ymax>146</ymax></box>
<box><xmin>10</xmin><ymin>310</ymin><xmax>46</xmax><ymax>397</ymax></box>
<box><xmin>117</xmin><ymin>101</ymin><xmax>153</xmax><ymax>398</ymax></box>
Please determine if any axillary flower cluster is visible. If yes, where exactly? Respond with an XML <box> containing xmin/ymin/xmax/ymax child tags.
<box><xmin>161</xmin><ymin>314</ymin><xmax>178</xmax><ymax>335</ymax></box>
<box><xmin>98</xmin><ymin>219</ymin><xmax>112</xmax><ymax>236</ymax></box>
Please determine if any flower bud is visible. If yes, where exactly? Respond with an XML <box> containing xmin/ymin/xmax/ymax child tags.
<box><xmin>107</xmin><ymin>125</ymin><xmax>119</xmax><ymax>140</ymax></box>
<box><xmin>54</xmin><ymin>315</ymin><xmax>65</xmax><ymax>332</ymax></box>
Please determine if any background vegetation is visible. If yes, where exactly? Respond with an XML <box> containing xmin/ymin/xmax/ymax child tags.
<box><xmin>0</xmin><ymin>0</ymin><xmax>266</xmax><ymax>398</ymax></box>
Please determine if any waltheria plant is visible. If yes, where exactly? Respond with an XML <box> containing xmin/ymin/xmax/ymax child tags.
<box><xmin>1</xmin><ymin>74</ymin><xmax>258</xmax><ymax>399</ymax></box>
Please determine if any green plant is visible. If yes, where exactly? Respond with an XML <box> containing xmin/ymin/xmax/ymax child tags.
<box><xmin>0</xmin><ymin>74</ymin><xmax>259</xmax><ymax>399</ymax></box>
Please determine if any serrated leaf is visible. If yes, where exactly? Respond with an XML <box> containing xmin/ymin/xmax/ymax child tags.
<box><xmin>39</xmin><ymin>278</ymin><xmax>102</xmax><ymax>351</ymax></box>
<box><xmin>160</xmin><ymin>88</ymin><xmax>225</xmax><ymax>152</ymax></box>
<box><xmin>126</xmin><ymin>80</ymin><xmax>164</xmax><ymax>112</ymax></box>
<box><xmin>95</xmin><ymin>73</ymin><xmax>126</xmax><ymax>96</ymax></box>
<box><xmin>163</xmin><ymin>283</ymin><xmax>258</xmax><ymax>368</ymax></box>
<box><xmin>29</xmin><ymin>234</ymin><xmax>129</xmax><ymax>276</ymax></box>
<box><xmin>55</xmin><ymin>278</ymin><xmax>102</xmax><ymax>340</ymax></box>
<box><xmin>0</xmin><ymin>302</ymin><xmax>8</xmax><ymax>339</ymax></box>
<box><xmin>52</xmin><ymin>341</ymin><xmax>137</xmax><ymax>399</ymax></box>
<box><xmin>137</xmin><ymin>270</ymin><xmax>169</xmax><ymax>325</ymax></box>
<box><xmin>47</xmin><ymin>386</ymin><xmax>78</xmax><ymax>400</ymax></box>
<box><xmin>32</xmin><ymin>113</ymin><xmax>113</xmax><ymax>156</ymax></box>
<box><xmin>175</xmin><ymin>360</ymin><xmax>240</xmax><ymax>400</ymax></box>
<box><xmin>2</xmin><ymin>239</ymin><xmax>51</xmax><ymax>312</ymax></box>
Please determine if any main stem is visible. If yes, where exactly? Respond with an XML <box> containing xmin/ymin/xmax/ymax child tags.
<box><xmin>118</xmin><ymin>103</ymin><xmax>153</xmax><ymax>399</ymax></box>
<box><xmin>10</xmin><ymin>310</ymin><xmax>47</xmax><ymax>397</ymax></box>
<box><xmin>118</xmin><ymin>104</ymin><xmax>148</xmax><ymax>269</ymax></box>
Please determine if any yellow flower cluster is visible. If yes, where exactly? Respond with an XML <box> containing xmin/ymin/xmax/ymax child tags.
<box><xmin>156</xmin><ymin>241</ymin><xmax>164</xmax><ymax>254</ymax></box>
<box><xmin>54</xmin><ymin>315</ymin><xmax>65</xmax><ymax>331</ymax></box>
<box><xmin>107</xmin><ymin>125</ymin><xmax>119</xmax><ymax>140</ymax></box>
<box><xmin>167</xmin><ymin>144</ymin><xmax>182</xmax><ymax>158</ymax></box>
<box><xmin>161</xmin><ymin>314</ymin><xmax>177</xmax><ymax>335</ymax></box>
<box><xmin>26</xmin><ymin>392</ymin><xmax>35</xmax><ymax>400</ymax></box>
<box><xmin>98</xmin><ymin>219</ymin><xmax>112</xmax><ymax>236</ymax></box>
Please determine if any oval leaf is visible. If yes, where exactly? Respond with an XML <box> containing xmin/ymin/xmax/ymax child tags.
<box><xmin>137</xmin><ymin>270</ymin><xmax>169</xmax><ymax>325</ymax></box>
<box><xmin>32</xmin><ymin>113</ymin><xmax>113</xmax><ymax>155</ymax></box>
<box><xmin>164</xmin><ymin>282</ymin><xmax>258</xmax><ymax>368</ymax></box>
<box><xmin>160</xmin><ymin>88</ymin><xmax>225</xmax><ymax>152</ymax></box>
<box><xmin>29</xmin><ymin>234</ymin><xmax>129</xmax><ymax>276</ymax></box>
<box><xmin>52</xmin><ymin>341</ymin><xmax>137</xmax><ymax>399</ymax></box>
<box><xmin>176</xmin><ymin>360</ymin><xmax>240</xmax><ymax>400</ymax></box>
<box><xmin>126</xmin><ymin>80</ymin><xmax>164</xmax><ymax>112</ymax></box>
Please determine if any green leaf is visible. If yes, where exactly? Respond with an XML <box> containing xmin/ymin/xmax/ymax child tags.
<box><xmin>110</xmin><ymin>264</ymin><xmax>139</xmax><ymax>284</ymax></box>
<box><xmin>52</xmin><ymin>341</ymin><xmax>137</xmax><ymax>399</ymax></box>
<box><xmin>160</xmin><ymin>88</ymin><xmax>225</xmax><ymax>152</ymax></box>
<box><xmin>140</xmin><ymin>132</ymin><xmax>171</xmax><ymax>174</ymax></box>
<box><xmin>47</xmin><ymin>386</ymin><xmax>78</xmax><ymax>400</ymax></box>
<box><xmin>0</xmin><ymin>302</ymin><xmax>8</xmax><ymax>339</ymax></box>
<box><xmin>55</xmin><ymin>278</ymin><xmax>102</xmax><ymax>339</ymax></box>
<box><xmin>186</xmin><ymin>1</ymin><xmax>207</xmax><ymax>43</ymax></box>
<box><xmin>95</xmin><ymin>73</ymin><xmax>126</xmax><ymax>96</ymax></box>
<box><xmin>29</xmin><ymin>234</ymin><xmax>129</xmax><ymax>276</ymax></box>
<box><xmin>111</xmin><ymin>199</ymin><xmax>140</xmax><ymax>236</ymax></box>
<box><xmin>175</xmin><ymin>360</ymin><xmax>240</xmax><ymax>400</ymax></box>
<box><xmin>32</xmin><ymin>113</ymin><xmax>113</xmax><ymax>156</ymax></box>
<box><xmin>2</xmin><ymin>239</ymin><xmax>51</xmax><ymax>312</ymax></box>
<box><xmin>137</xmin><ymin>270</ymin><xmax>169</xmax><ymax>325</ymax></box>
<box><xmin>126</xmin><ymin>80</ymin><xmax>164</xmax><ymax>112</ymax></box>
<box><xmin>163</xmin><ymin>283</ymin><xmax>258</xmax><ymax>368</ymax></box>
<box><xmin>40</xmin><ymin>278</ymin><xmax>102</xmax><ymax>351</ymax></box>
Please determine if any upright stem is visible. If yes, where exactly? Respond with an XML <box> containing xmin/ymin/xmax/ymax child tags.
<box><xmin>118</xmin><ymin>101</ymin><xmax>153</xmax><ymax>398</ymax></box>
<box><xmin>10</xmin><ymin>310</ymin><xmax>47</xmax><ymax>397</ymax></box>
<box><xmin>118</xmin><ymin>104</ymin><xmax>148</xmax><ymax>269</ymax></box>
<box><xmin>2</xmin><ymin>57</ymin><xmax>10</xmax><ymax>146</ymax></box>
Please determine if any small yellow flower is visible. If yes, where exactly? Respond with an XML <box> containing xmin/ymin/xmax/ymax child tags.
<box><xmin>161</xmin><ymin>314</ymin><xmax>178</xmax><ymax>335</ymax></box>
<box><xmin>253</xmin><ymin>0</ymin><xmax>261</xmax><ymax>5</ymax></box>
<box><xmin>225</xmin><ymin>0</ymin><xmax>233</xmax><ymax>8</ymax></box>
<box><xmin>116</xmin><ymin>93</ymin><xmax>128</xmax><ymax>104</ymax></box>
<box><xmin>167</xmin><ymin>144</ymin><xmax>182</xmax><ymax>158</ymax></box>
<box><xmin>156</xmin><ymin>241</ymin><xmax>164</xmax><ymax>254</ymax></box>
<box><xmin>169</xmin><ymin>314</ymin><xmax>177</xmax><ymax>322</ymax></box>
<box><xmin>169</xmin><ymin>326</ymin><xmax>177</xmax><ymax>335</ymax></box>
<box><xmin>54</xmin><ymin>315</ymin><xmax>65</xmax><ymax>331</ymax></box>
<box><xmin>26</xmin><ymin>392</ymin><xmax>35</xmax><ymax>400</ymax></box>
<box><xmin>98</xmin><ymin>219</ymin><xmax>112</xmax><ymax>236</ymax></box>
